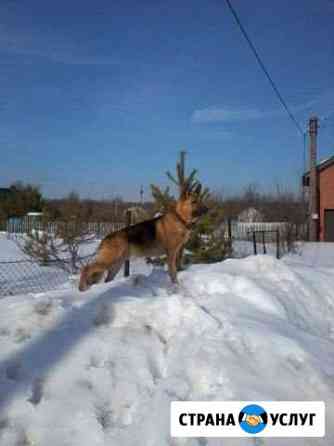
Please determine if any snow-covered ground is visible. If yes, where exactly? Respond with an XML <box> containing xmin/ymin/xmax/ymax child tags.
<box><xmin>0</xmin><ymin>242</ymin><xmax>334</xmax><ymax>445</ymax></box>
<box><xmin>232</xmin><ymin>239</ymin><xmax>279</xmax><ymax>258</ymax></box>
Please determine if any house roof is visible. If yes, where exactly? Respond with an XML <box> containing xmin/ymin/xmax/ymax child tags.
<box><xmin>303</xmin><ymin>155</ymin><xmax>334</xmax><ymax>179</ymax></box>
<box><xmin>238</xmin><ymin>207</ymin><xmax>264</xmax><ymax>223</ymax></box>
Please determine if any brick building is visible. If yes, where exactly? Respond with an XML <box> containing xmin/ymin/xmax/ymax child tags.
<box><xmin>303</xmin><ymin>156</ymin><xmax>334</xmax><ymax>241</ymax></box>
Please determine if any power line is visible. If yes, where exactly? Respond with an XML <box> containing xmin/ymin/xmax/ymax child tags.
<box><xmin>320</xmin><ymin>113</ymin><xmax>334</xmax><ymax>129</ymax></box>
<box><xmin>225</xmin><ymin>0</ymin><xmax>304</xmax><ymax>137</ymax></box>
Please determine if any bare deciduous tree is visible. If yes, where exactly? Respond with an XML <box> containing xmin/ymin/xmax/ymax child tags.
<box><xmin>15</xmin><ymin>195</ymin><xmax>98</xmax><ymax>274</ymax></box>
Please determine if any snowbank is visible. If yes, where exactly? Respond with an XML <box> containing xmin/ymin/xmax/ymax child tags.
<box><xmin>0</xmin><ymin>252</ymin><xmax>333</xmax><ymax>445</ymax></box>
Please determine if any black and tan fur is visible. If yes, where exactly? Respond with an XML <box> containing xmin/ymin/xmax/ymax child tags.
<box><xmin>79</xmin><ymin>187</ymin><xmax>208</xmax><ymax>291</ymax></box>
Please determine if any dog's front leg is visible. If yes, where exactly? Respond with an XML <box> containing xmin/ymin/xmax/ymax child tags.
<box><xmin>167</xmin><ymin>250</ymin><xmax>178</xmax><ymax>284</ymax></box>
<box><xmin>105</xmin><ymin>269</ymin><xmax>115</xmax><ymax>283</ymax></box>
<box><xmin>176</xmin><ymin>246</ymin><xmax>185</xmax><ymax>271</ymax></box>
<box><xmin>105</xmin><ymin>256</ymin><xmax>125</xmax><ymax>283</ymax></box>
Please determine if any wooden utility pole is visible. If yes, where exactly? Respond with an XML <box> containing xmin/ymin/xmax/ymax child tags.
<box><xmin>124</xmin><ymin>209</ymin><xmax>132</xmax><ymax>277</ymax></box>
<box><xmin>140</xmin><ymin>185</ymin><xmax>144</xmax><ymax>205</ymax></box>
<box><xmin>309</xmin><ymin>116</ymin><xmax>319</xmax><ymax>241</ymax></box>
<box><xmin>177</xmin><ymin>150</ymin><xmax>186</xmax><ymax>271</ymax></box>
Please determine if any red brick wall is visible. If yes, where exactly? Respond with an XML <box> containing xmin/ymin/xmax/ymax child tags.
<box><xmin>319</xmin><ymin>164</ymin><xmax>334</xmax><ymax>240</ymax></box>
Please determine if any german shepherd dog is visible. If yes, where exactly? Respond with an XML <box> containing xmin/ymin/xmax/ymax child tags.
<box><xmin>79</xmin><ymin>184</ymin><xmax>208</xmax><ymax>291</ymax></box>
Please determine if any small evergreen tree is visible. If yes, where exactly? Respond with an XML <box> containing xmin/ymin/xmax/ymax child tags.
<box><xmin>150</xmin><ymin>185</ymin><xmax>175</xmax><ymax>214</ymax></box>
<box><xmin>149</xmin><ymin>153</ymin><xmax>228</xmax><ymax>267</ymax></box>
<box><xmin>185</xmin><ymin>206</ymin><xmax>230</xmax><ymax>264</ymax></box>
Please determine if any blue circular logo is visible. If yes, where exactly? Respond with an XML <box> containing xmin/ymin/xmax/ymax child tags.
<box><xmin>239</xmin><ymin>404</ymin><xmax>268</xmax><ymax>434</ymax></box>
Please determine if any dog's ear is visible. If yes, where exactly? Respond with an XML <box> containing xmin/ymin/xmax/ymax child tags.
<box><xmin>194</xmin><ymin>183</ymin><xmax>202</xmax><ymax>196</ymax></box>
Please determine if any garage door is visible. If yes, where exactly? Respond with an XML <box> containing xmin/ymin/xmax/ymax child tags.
<box><xmin>324</xmin><ymin>209</ymin><xmax>334</xmax><ymax>241</ymax></box>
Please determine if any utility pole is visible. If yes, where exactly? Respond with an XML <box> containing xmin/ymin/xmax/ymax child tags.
<box><xmin>309</xmin><ymin>116</ymin><xmax>319</xmax><ymax>241</ymax></box>
<box><xmin>124</xmin><ymin>209</ymin><xmax>132</xmax><ymax>277</ymax></box>
<box><xmin>140</xmin><ymin>185</ymin><xmax>144</xmax><ymax>205</ymax></box>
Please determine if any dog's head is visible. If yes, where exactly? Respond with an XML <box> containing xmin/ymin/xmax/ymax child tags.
<box><xmin>178</xmin><ymin>182</ymin><xmax>209</xmax><ymax>223</ymax></box>
<box><xmin>78</xmin><ymin>265</ymin><xmax>90</xmax><ymax>292</ymax></box>
<box><xmin>79</xmin><ymin>264</ymin><xmax>105</xmax><ymax>292</ymax></box>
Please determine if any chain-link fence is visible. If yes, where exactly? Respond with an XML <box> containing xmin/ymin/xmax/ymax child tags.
<box><xmin>0</xmin><ymin>219</ymin><xmax>307</xmax><ymax>298</ymax></box>
<box><xmin>0</xmin><ymin>256</ymin><xmax>95</xmax><ymax>298</ymax></box>
<box><xmin>0</xmin><ymin>218</ymin><xmax>130</xmax><ymax>298</ymax></box>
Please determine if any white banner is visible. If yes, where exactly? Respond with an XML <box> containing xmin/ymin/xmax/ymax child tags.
<box><xmin>171</xmin><ymin>401</ymin><xmax>325</xmax><ymax>437</ymax></box>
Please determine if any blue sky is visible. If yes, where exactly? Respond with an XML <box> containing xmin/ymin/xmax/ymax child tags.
<box><xmin>1</xmin><ymin>0</ymin><xmax>333</xmax><ymax>200</ymax></box>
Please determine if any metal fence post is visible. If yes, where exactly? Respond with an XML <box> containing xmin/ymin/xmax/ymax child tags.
<box><xmin>124</xmin><ymin>210</ymin><xmax>131</xmax><ymax>277</ymax></box>
<box><xmin>276</xmin><ymin>229</ymin><xmax>280</xmax><ymax>259</ymax></box>
<box><xmin>227</xmin><ymin>218</ymin><xmax>232</xmax><ymax>256</ymax></box>
<box><xmin>262</xmin><ymin>231</ymin><xmax>266</xmax><ymax>254</ymax></box>
<box><xmin>252</xmin><ymin>231</ymin><xmax>257</xmax><ymax>255</ymax></box>
<box><xmin>227</xmin><ymin>218</ymin><xmax>232</xmax><ymax>240</ymax></box>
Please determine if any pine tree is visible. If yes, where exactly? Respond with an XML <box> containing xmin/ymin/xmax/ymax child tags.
<box><xmin>166</xmin><ymin>164</ymin><xmax>198</xmax><ymax>197</ymax></box>
<box><xmin>150</xmin><ymin>185</ymin><xmax>175</xmax><ymax>214</ymax></box>
<box><xmin>185</xmin><ymin>205</ymin><xmax>230</xmax><ymax>265</ymax></box>
<box><xmin>149</xmin><ymin>153</ymin><xmax>228</xmax><ymax>268</ymax></box>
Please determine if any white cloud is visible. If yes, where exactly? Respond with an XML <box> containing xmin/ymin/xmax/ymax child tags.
<box><xmin>191</xmin><ymin>107</ymin><xmax>266</xmax><ymax>123</ymax></box>
<box><xmin>0</xmin><ymin>24</ymin><xmax>117</xmax><ymax>66</ymax></box>
<box><xmin>192</xmin><ymin>90</ymin><xmax>334</xmax><ymax>126</ymax></box>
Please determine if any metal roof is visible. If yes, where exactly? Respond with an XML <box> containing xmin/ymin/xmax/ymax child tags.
<box><xmin>303</xmin><ymin>155</ymin><xmax>334</xmax><ymax>178</ymax></box>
